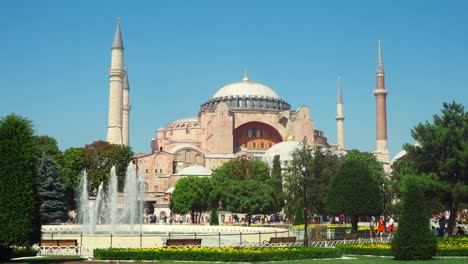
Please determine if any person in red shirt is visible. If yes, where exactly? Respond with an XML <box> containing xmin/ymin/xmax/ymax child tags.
<box><xmin>378</xmin><ymin>216</ymin><xmax>385</xmax><ymax>237</ymax></box>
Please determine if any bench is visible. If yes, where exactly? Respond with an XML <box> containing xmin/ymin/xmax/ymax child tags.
<box><xmin>266</xmin><ymin>236</ymin><xmax>296</xmax><ymax>244</ymax></box>
<box><xmin>164</xmin><ymin>238</ymin><xmax>202</xmax><ymax>247</ymax></box>
<box><xmin>40</xmin><ymin>239</ymin><xmax>78</xmax><ymax>247</ymax></box>
<box><xmin>344</xmin><ymin>233</ymin><xmax>359</xmax><ymax>240</ymax></box>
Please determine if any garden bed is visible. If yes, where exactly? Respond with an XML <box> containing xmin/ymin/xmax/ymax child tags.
<box><xmin>94</xmin><ymin>246</ymin><xmax>341</xmax><ymax>262</ymax></box>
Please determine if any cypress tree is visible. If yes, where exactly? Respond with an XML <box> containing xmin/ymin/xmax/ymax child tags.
<box><xmin>391</xmin><ymin>179</ymin><xmax>436</xmax><ymax>260</ymax></box>
<box><xmin>270</xmin><ymin>155</ymin><xmax>284</xmax><ymax>211</ymax></box>
<box><xmin>0</xmin><ymin>114</ymin><xmax>41</xmax><ymax>261</ymax></box>
<box><xmin>210</xmin><ymin>208</ymin><xmax>219</xmax><ymax>226</ymax></box>
<box><xmin>37</xmin><ymin>153</ymin><xmax>68</xmax><ymax>224</ymax></box>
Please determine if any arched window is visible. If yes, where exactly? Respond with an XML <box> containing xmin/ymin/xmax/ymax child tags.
<box><xmin>176</xmin><ymin>154</ymin><xmax>182</xmax><ymax>161</ymax></box>
<box><xmin>185</xmin><ymin>151</ymin><xmax>191</xmax><ymax>163</ymax></box>
<box><xmin>195</xmin><ymin>154</ymin><xmax>202</xmax><ymax>165</ymax></box>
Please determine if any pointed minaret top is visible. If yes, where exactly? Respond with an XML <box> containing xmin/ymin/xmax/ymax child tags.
<box><xmin>243</xmin><ymin>67</ymin><xmax>249</xmax><ymax>81</ymax></box>
<box><xmin>124</xmin><ymin>66</ymin><xmax>130</xmax><ymax>90</ymax></box>
<box><xmin>112</xmin><ymin>17</ymin><xmax>124</xmax><ymax>49</ymax></box>
<box><xmin>377</xmin><ymin>40</ymin><xmax>384</xmax><ymax>74</ymax></box>
<box><xmin>337</xmin><ymin>75</ymin><xmax>343</xmax><ymax>104</ymax></box>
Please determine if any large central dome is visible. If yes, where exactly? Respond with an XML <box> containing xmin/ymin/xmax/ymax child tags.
<box><xmin>200</xmin><ymin>71</ymin><xmax>290</xmax><ymax>112</ymax></box>
<box><xmin>212</xmin><ymin>80</ymin><xmax>280</xmax><ymax>99</ymax></box>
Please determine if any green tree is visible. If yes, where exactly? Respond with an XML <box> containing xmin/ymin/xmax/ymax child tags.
<box><xmin>269</xmin><ymin>155</ymin><xmax>284</xmax><ymax>211</ymax></box>
<box><xmin>391</xmin><ymin>179</ymin><xmax>437</xmax><ymax>260</ymax></box>
<box><xmin>33</xmin><ymin>135</ymin><xmax>61</xmax><ymax>158</ymax></box>
<box><xmin>0</xmin><ymin>114</ymin><xmax>41</xmax><ymax>260</ymax></box>
<box><xmin>37</xmin><ymin>154</ymin><xmax>68</xmax><ymax>224</ymax></box>
<box><xmin>403</xmin><ymin>102</ymin><xmax>467</xmax><ymax>235</ymax></box>
<box><xmin>210</xmin><ymin>208</ymin><xmax>219</xmax><ymax>225</ymax></box>
<box><xmin>210</xmin><ymin>159</ymin><xmax>278</xmax><ymax>224</ymax></box>
<box><xmin>170</xmin><ymin>176</ymin><xmax>211</xmax><ymax>223</ymax></box>
<box><xmin>83</xmin><ymin>141</ymin><xmax>133</xmax><ymax>192</ymax></box>
<box><xmin>58</xmin><ymin>147</ymin><xmax>85</xmax><ymax>211</ymax></box>
<box><xmin>283</xmin><ymin>143</ymin><xmax>342</xmax><ymax>219</ymax></box>
<box><xmin>326</xmin><ymin>159</ymin><xmax>383</xmax><ymax>231</ymax></box>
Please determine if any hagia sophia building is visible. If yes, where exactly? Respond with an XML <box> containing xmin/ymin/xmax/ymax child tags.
<box><xmin>105</xmin><ymin>20</ymin><xmax>390</xmax><ymax>218</ymax></box>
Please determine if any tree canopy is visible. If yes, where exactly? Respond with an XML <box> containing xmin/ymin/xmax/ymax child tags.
<box><xmin>326</xmin><ymin>159</ymin><xmax>383</xmax><ymax>231</ymax></box>
<box><xmin>37</xmin><ymin>153</ymin><xmax>68</xmax><ymax>224</ymax></box>
<box><xmin>401</xmin><ymin>101</ymin><xmax>467</xmax><ymax>235</ymax></box>
<box><xmin>170</xmin><ymin>176</ymin><xmax>211</xmax><ymax>223</ymax></box>
<box><xmin>0</xmin><ymin>114</ymin><xmax>41</xmax><ymax>260</ymax></box>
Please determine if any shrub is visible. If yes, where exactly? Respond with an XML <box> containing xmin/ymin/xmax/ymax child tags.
<box><xmin>210</xmin><ymin>208</ymin><xmax>219</xmax><ymax>225</ymax></box>
<box><xmin>11</xmin><ymin>247</ymin><xmax>38</xmax><ymax>258</ymax></box>
<box><xmin>94</xmin><ymin>246</ymin><xmax>341</xmax><ymax>262</ymax></box>
<box><xmin>391</xmin><ymin>180</ymin><xmax>437</xmax><ymax>260</ymax></box>
<box><xmin>337</xmin><ymin>243</ymin><xmax>392</xmax><ymax>256</ymax></box>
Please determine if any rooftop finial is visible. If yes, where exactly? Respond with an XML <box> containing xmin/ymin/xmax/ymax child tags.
<box><xmin>243</xmin><ymin>67</ymin><xmax>249</xmax><ymax>81</ymax></box>
<box><xmin>377</xmin><ymin>40</ymin><xmax>384</xmax><ymax>74</ymax></box>
<box><xmin>112</xmin><ymin>17</ymin><xmax>124</xmax><ymax>49</ymax></box>
<box><xmin>337</xmin><ymin>75</ymin><xmax>343</xmax><ymax>104</ymax></box>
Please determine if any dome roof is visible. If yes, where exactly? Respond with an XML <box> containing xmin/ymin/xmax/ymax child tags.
<box><xmin>212</xmin><ymin>80</ymin><xmax>280</xmax><ymax>99</ymax></box>
<box><xmin>262</xmin><ymin>140</ymin><xmax>303</xmax><ymax>167</ymax></box>
<box><xmin>391</xmin><ymin>150</ymin><xmax>407</xmax><ymax>165</ymax></box>
<box><xmin>178</xmin><ymin>165</ymin><xmax>212</xmax><ymax>176</ymax></box>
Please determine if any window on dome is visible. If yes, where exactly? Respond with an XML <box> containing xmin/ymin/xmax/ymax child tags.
<box><xmin>253</xmin><ymin>142</ymin><xmax>256</xmax><ymax>149</ymax></box>
<box><xmin>252</xmin><ymin>127</ymin><xmax>257</xmax><ymax>138</ymax></box>
<box><xmin>248</xmin><ymin>129</ymin><xmax>252</xmax><ymax>137</ymax></box>
<box><xmin>261</xmin><ymin>142</ymin><xmax>265</xmax><ymax>149</ymax></box>
<box><xmin>244</xmin><ymin>128</ymin><xmax>248</xmax><ymax>137</ymax></box>
<box><xmin>260</xmin><ymin>128</ymin><xmax>264</xmax><ymax>138</ymax></box>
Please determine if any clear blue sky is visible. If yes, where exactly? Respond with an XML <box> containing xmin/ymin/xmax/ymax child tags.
<box><xmin>1</xmin><ymin>0</ymin><xmax>467</xmax><ymax>159</ymax></box>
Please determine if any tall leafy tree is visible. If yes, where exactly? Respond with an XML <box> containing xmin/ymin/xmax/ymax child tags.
<box><xmin>58</xmin><ymin>147</ymin><xmax>85</xmax><ymax>211</ymax></box>
<box><xmin>326</xmin><ymin>159</ymin><xmax>383</xmax><ymax>231</ymax></box>
<box><xmin>83</xmin><ymin>141</ymin><xmax>133</xmax><ymax>192</ymax></box>
<box><xmin>269</xmin><ymin>155</ymin><xmax>284</xmax><ymax>210</ymax></box>
<box><xmin>403</xmin><ymin>101</ymin><xmax>467</xmax><ymax>235</ymax></box>
<box><xmin>0</xmin><ymin>114</ymin><xmax>41</xmax><ymax>260</ymax></box>
<box><xmin>37</xmin><ymin>154</ymin><xmax>68</xmax><ymax>224</ymax></box>
<box><xmin>283</xmin><ymin>143</ymin><xmax>342</xmax><ymax>219</ymax></box>
<box><xmin>33</xmin><ymin>135</ymin><xmax>61</xmax><ymax>159</ymax></box>
<box><xmin>210</xmin><ymin>159</ymin><xmax>278</xmax><ymax>223</ymax></box>
<box><xmin>170</xmin><ymin>176</ymin><xmax>211</xmax><ymax>223</ymax></box>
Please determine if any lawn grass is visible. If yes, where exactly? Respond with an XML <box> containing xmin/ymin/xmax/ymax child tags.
<box><xmin>6</xmin><ymin>255</ymin><xmax>467</xmax><ymax>263</ymax></box>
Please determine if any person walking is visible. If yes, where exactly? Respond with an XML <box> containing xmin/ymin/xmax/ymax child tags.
<box><xmin>388</xmin><ymin>215</ymin><xmax>395</xmax><ymax>236</ymax></box>
<box><xmin>369</xmin><ymin>216</ymin><xmax>375</xmax><ymax>238</ymax></box>
<box><xmin>378</xmin><ymin>216</ymin><xmax>385</xmax><ymax>237</ymax></box>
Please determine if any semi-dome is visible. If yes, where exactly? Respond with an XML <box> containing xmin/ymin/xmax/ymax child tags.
<box><xmin>262</xmin><ymin>140</ymin><xmax>303</xmax><ymax>167</ymax></box>
<box><xmin>178</xmin><ymin>165</ymin><xmax>212</xmax><ymax>176</ymax></box>
<box><xmin>212</xmin><ymin>80</ymin><xmax>280</xmax><ymax>99</ymax></box>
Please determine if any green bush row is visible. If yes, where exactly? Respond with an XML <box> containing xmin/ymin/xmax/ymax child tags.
<box><xmin>12</xmin><ymin>247</ymin><xmax>38</xmax><ymax>258</ymax></box>
<box><xmin>94</xmin><ymin>247</ymin><xmax>341</xmax><ymax>262</ymax></box>
<box><xmin>337</xmin><ymin>244</ymin><xmax>468</xmax><ymax>257</ymax></box>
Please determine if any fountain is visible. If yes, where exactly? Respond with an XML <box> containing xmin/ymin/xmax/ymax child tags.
<box><xmin>77</xmin><ymin>162</ymin><xmax>145</xmax><ymax>234</ymax></box>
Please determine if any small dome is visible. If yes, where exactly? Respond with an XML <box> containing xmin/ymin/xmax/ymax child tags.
<box><xmin>262</xmin><ymin>140</ymin><xmax>303</xmax><ymax>167</ymax></box>
<box><xmin>178</xmin><ymin>165</ymin><xmax>212</xmax><ymax>176</ymax></box>
<box><xmin>212</xmin><ymin>80</ymin><xmax>280</xmax><ymax>99</ymax></box>
<box><xmin>391</xmin><ymin>150</ymin><xmax>407</xmax><ymax>165</ymax></box>
<box><xmin>165</xmin><ymin>187</ymin><xmax>175</xmax><ymax>194</ymax></box>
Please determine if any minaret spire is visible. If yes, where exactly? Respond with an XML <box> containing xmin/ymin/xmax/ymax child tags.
<box><xmin>107</xmin><ymin>18</ymin><xmax>125</xmax><ymax>145</ymax></box>
<box><xmin>377</xmin><ymin>40</ymin><xmax>384</xmax><ymax>75</ymax></box>
<box><xmin>336</xmin><ymin>75</ymin><xmax>345</xmax><ymax>150</ymax></box>
<box><xmin>122</xmin><ymin>66</ymin><xmax>131</xmax><ymax>146</ymax></box>
<box><xmin>243</xmin><ymin>67</ymin><xmax>249</xmax><ymax>81</ymax></box>
<box><xmin>373</xmin><ymin>40</ymin><xmax>390</xmax><ymax>171</ymax></box>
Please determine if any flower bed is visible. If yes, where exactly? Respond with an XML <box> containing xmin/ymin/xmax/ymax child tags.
<box><xmin>94</xmin><ymin>246</ymin><xmax>341</xmax><ymax>262</ymax></box>
<box><xmin>337</xmin><ymin>237</ymin><xmax>468</xmax><ymax>257</ymax></box>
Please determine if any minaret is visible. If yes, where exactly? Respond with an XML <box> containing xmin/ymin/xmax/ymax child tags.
<box><xmin>374</xmin><ymin>40</ymin><xmax>390</xmax><ymax>168</ymax></box>
<box><xmin>106</xmin><ymin>18</ymin><xmax>124</xmax><ymax>145</ymax></box>
<box><xmin>122</xmin><ymin>67</ymin><xmax>130</xmax><ymax>146</ymax></box>
<box><xmin>336</xmin><ymin>75</ymin><xmax>345</xmax><ymax>150</ymax></box>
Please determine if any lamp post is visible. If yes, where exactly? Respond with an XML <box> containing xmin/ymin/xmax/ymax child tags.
<box><xmin>302</xmin><ymin>166</ymin><xmax>309</xmax><ymax>246</ymax></box>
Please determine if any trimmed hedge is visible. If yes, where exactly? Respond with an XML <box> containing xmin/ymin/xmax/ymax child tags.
<box><xmin>12</xmin><ymin>247</ymin><xmax>38</xmax><ymax>258</ymax></box>
<box><xmin>337</xmin><ymin>239</ymin><xmax>468</xmax><ymax>257</ymax></box>
<box><xmin>94</xmin><ymin>246</ymin><xmax>341</xmax><ymax>262</ymax></box>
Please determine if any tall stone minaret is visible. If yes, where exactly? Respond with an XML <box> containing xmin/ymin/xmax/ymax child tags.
<box><xmin>374</xmin><ymin>40</ymin><xmax>390</xmax><ymax>169</ymax></box>
<box><xmin>106</xmin><ymin>18</ymin><xmax>124</xmax><ymax>145</ymax></box>
<box><xmin>336</xmin><ymin>75</ymin><xmax>345</xmax><ymax>150</ymax></box>
<box><xmin>122</xmin><ymin>67</ymin><xmax>131</xmax><ymax>146</ymax></box>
